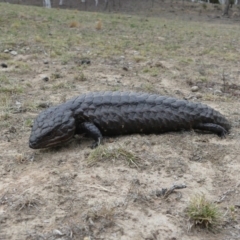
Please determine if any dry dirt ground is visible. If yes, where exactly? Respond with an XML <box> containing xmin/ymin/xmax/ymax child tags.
<box><xmin>0</xmin><ymin>2</ymin><xmax>240</xmax><ymax>240</ymax></box>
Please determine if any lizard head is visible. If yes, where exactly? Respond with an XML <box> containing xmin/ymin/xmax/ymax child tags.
<box><xmin>29</xmin><ymin>107</ymin><xmax>76</xmax><ymax>149</ymax></box>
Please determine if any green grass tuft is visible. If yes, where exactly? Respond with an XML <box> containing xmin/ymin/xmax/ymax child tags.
<box><xmin>187</xmin><ymin>194</ymin><xmax>222</xmax><ymax>230</ymax></box>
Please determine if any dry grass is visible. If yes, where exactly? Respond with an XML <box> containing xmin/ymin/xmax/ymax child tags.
<box><xmin>87</xmin><ymin>145</ymin><xmax>140</xmax><ymax>167</ymax></box>
<box><xmin>95</xmin><ymin>19</ymin><xmax>102</xmax><ymax>30</ymax></box>
<box><xmin>69</xmin><ymin>21</ymin><xmax>79</xmax><ymax>28</ymax></box>
<box><xmin>187</xmin><ymin>194</ymin><xmax>223</xmax><ymax>230</ymax></box>
<box><xmin>1</xmin><ymin>2</ymin><xmax>236</xmax><ymax>65</ymax></box>
<box><xmin>85</xmin><ymin>204</ymin><xmax>115</xmax><ymax>224</ymax></box>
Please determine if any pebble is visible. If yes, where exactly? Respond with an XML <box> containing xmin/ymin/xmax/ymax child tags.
<box><xmin>122</xmin><ymin>66</ymin><xmax>128</xmax><ymax>71</ymax></box>
<box><xmin>214</xmin><ymin>90</ymin><xmax>223</xmax><ymax>96</ymax></box>
<box><xmin>1</xmin><ymin>63</ymin><xmax>7</xmax><ymax>68</ymax></box>
<box><xmin>184</xmin><ymin>95</ymin><xmax>195</xmax><ymax>100</ymax></box>
<box><xmin>53</xmin><ymin>229</ymin><xmax>64</xmax><ymax>236</ymax></box>
<box><xmin>196</xmin><ymin>93</ymin><xmax>202</xmax><ymax>99</ymax></box>
<box><xmin>42</xmin><ymin>76</ymin><xmax>49</xmax><ymax>82</ymax></box>
<box><xmin>4</xmin><ymin>49</ymin><xmax>9</xmax><ymax>53</ymax></box>
<box><xmin>83</xmin><ymin>237</ymin><xmax>91</xmax><ymax>240</ymax></box>
<box><xmin>10</xmin><ymin>50</ymin><xmax>17</xmax><ymax>56</ymax></box>
<box><xmin>81</xmin><ymin>59</ymin><xmax>91</xmax><ymax>65</ymax></box>
<box><xmin>191</xmin><ymin>86</ymin><xmax>199</xmax><ymax>92</ymax></box>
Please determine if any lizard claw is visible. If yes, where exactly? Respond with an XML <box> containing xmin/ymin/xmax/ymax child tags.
<box><xmin>218</xmin><ymin>129</ymin><xmax>228</xmax><ymax>139</ymax></box>
<box><xmin>90</xmin><ymin>137</ymin><xmax>102</xmax><ymax>149</ymax></box>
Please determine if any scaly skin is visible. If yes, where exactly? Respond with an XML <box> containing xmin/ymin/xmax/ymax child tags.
<box><xmin>29</xmin><ymin>91</ymin><xmax>231</xmax><ymax>149</ymax></box>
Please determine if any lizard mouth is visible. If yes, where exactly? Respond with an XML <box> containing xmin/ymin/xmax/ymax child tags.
<box><xmin>29</xmin><ymin>141</ymin><xmax>38</xmax><ymax>149</ymax></box>
<box><xmin>29</xmin><ymin>134</ymin><xmax>73</xmax><ymax>149</ymax></box>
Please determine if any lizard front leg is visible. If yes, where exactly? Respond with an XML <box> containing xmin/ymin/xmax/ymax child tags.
<box><xmin>80</xmin><ymin>122</ymin><xmax>103</xmax><ymax>148</ymax></box>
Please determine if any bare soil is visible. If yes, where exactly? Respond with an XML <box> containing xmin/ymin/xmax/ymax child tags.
<box><xmin>0</xmin><ymin>1</ymin><xmax>240</xmax><ymax>240</ymax></box>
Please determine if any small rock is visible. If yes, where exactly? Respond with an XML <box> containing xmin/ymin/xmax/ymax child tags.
<box><xmin>53</xmin><ymin>229</ymin><xmax>64</xmax><ymax>236</ymax></box>
<box><xmin>83</xmin><ymin>237</ymin><xmax>91</xmax><ymax>240</ymax></box>
<box><xmin>1</xmin><ymin>63</ymin><xmax>7</xmax><ymax>68</ymax></box>
<box><xmin>4</xmin><ymin>49</ymin><xmax>9</xmax><ymax>53</ymax></box>
<box><xmin>10</xmin><ymin>50</ymin><xmax>17</xmax><ymax>56</ymax></box>
<box><xmin>196</xmin><ymin>93</ymin><xmax>202</xmax><ymax>99</ymax></box>
<box><xmin>43</xmin><ymin>60</ymin><xmax>49</xmax><ymax>64</ymax></box>
<box><xmin>81</xmin><ymin>59</ymin><xmax>91</xmax><ymax>65</ymax></box>
<box><xmin>133</xmin><ymin>50</ymin><xmax>139</xmax><ymax>55</ymax></box>
<box><xmin>122</xmin><ymin>66</ymin><xmax>128</xmax><ymax>71</ymax></box>
<box><xmin>184</xmin><ymin>95</ymin><xmax>195</xmax><ymax>100</ymax></box>
<box><xmin>42</xmin><ymin>76</ymin><xmax>49</xmax><ymax>82</ymax></box>
<box><xmin>191</xmin><ymin>86</ymin><xmax>199</xmax><ymax>92</ymax></box>
<box><xmin>165</xmin><ymin>209</ymin><xmax>172</xmax><ymax>215</ymax></box>
<box><xmin>214</xmin><ymin>90</ymin><xmax>223</xmax><ymax>96</ymax></box>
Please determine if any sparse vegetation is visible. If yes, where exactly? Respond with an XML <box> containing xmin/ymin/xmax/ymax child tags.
<box><xmin>88</xmin><ymin>145</ymin><xmax>140</xmax><ymax>167</ymax></box>
<box><xmin>85</xmin><ymin>204</ymin><xmax>116</xmax><ymax>228</ymax></box>
<box><xmin>13</xmin><ymin>192</ymin><xmax>43</xmax><ymax>212</ymax></box>
<box><xmin>143</xmin><ymin>83</ymin><xmax>155</xmax><ymax>92</ymax></box>
<box><xmin>0</xmin><ymin>86</ymin><xmax>23</xmax><ymax>94</ymax></box>
<box><xmin>25</xmin><ymin>118</ymin><xmax>33</xmax><ymax>127</ymax></box>
<box><xmin>0</xmin><ymin>53</ymin><xmax>11</xmax><ymax>60</ymax></box>
<box><xmin>52</xmin><ymin>81</ymin><xmax>76</xmax><ymax>90</ymax></box>
<box><xmin>95</xmin><ymin>19</ymin><xmax>102</xmax><ymax>30</ymax></box>
<box><xmin>202</xmin><ymin>3</ymin><xmax>208</xmax><ymax>10</ymax></box>
<box><xmin>51</xmin><ymin>72</ymin><xmax>63</xmax><ymax>80</ymax></box>
<box><xmin>11</xmin><ymin>61</ymin><xmax>31</xmax><ymax>74</ymax></box>
<box><xmin>69</xmin><ymin>21</ymin><xmax>79</xmax><ymax>28</ymax></box>
<box><xmin>187</xmin><ymin>194</ymin><xmax>223</xmax><ymax>230</ymax></box>
<box><xmin>74</xmin><ymin>72</ymin><xmax>87</xmax><ymax>82</ymax></box>
<box><xmin>228</xmin><ymin>205</ymin><xmax>237</xmax><ymax>221</ymax></box>
<box><xmin>133</xmin><ymin>55</ymin><xmax>146</xmax><ymax>63</ymax></box>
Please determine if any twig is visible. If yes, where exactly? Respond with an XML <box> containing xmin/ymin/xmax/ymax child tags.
<box><xmin>86</xmin><ymin>184</ymin><xmax>115</xmax><ymax>193</ymax></box>
<box><xmin>155</xmin><ymin>184</ymin><xmax>187</xmax><ymax>199</ymax></box>
<box><xmin>222</xmin><ymin>69</ymin><xmax>226</xmax><ymax>93</ymax></box>
<box><xmin>215</xmin><ymin>189</ymin><xmax>235</xmax><ymax>203</ymax></box>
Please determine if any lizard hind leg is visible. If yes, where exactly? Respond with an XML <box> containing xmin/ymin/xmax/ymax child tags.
<box><xmin>194</xmin><ymin>123</ymin><xmax>228</xmax><ymax>138</ymax></box>
<box><xmin>80</xmin><ymin>122</ymin><xmax>103</xmax><ymax>148</ymax></box>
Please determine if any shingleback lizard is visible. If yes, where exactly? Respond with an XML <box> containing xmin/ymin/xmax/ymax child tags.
<box><xmin>29</xmin><ymin>91</ymin><xmax>231</xmax><ymax>149</ymax></box>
